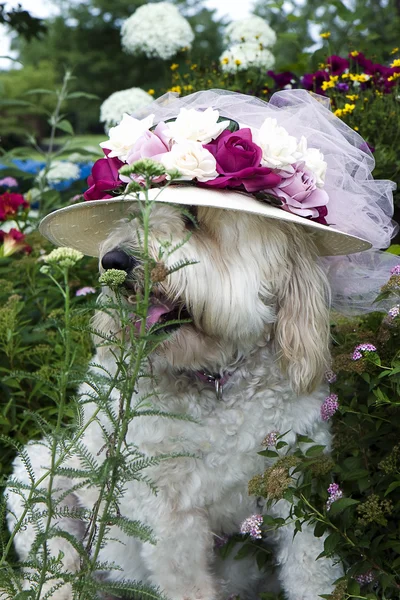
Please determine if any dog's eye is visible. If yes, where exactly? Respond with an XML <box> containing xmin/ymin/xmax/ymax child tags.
<box><xmin>183</xmin><ymin>206</ymin><xmax>198</xmax><ymax>230</ymax></box>
<box><xmin>101</xmin><ymin>249</ymin><xmax>137</xmax><ymax>272</ymax></box>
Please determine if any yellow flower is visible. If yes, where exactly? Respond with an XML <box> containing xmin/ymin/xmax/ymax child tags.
<box><xmin>354</xmin><ymin>126</ymin><xmax>359</xmax><ymax>131</ymax></box>
<box><xmin>320</xmin><ymin>31</ymin><xmax>331</xmax><ymax>39</ymax></box>
<box><xmin>341</xmin><ymin>73</ymin><xmax>350</xmax><ymax>79</ymax></box>
<box><xmin>168</xmin><ymin>85</ymin><xmax>182</xmax><ymax>93</ymax></box>
<box><xmin>388</xmin><ymin>72</ymin><xmax>400</xmax><ymax>81</ymax></box>
<box><xmin>391</xmin><ymin>47</ymin><xmax>399</xmax><ymax>55</ymax></box>
<box><xmin>334</xmin><ymin>108</ymin><xmax>344</xmax><ymax>117</ymax></box>
<box><xmin>318</xmin><ymin>63</ymin><xmax>326</xmax><ymax>69</ymax></box>
<box><xmin>235</xmin><ymin>59</ymin><xmax>242</xmax><ymax>66</ymax></box>
<box><xmin>190</xmin><ymin>63</ymin><xmax>198</xmax><ymax>70</ymax></box>
<box><xmin>375</xmin><ymin>90</ymin><xmax>383</xmax><ymax>96</ymax></box>
<box><xmin>346</xmin><ymin>94</ymin><xmax>359</xmax><ymax>101</ymax></box>
<box><xmin>350</xmin><ymin>73</ymin><xmax>369</xmax><ymax>82</ymax></box>
<box><xmin>170</xmin><ymin>63</ymin><xmax>179</xmax><ymax>71</ymax></box>
<box><xmin>344</xmin><ymin>103</ymin><xmax>355</xmax><ymax>113</ymax></box>
<box><xmin>183</xmin><ymin>84</ymin><xmax>193</xmax><ymax>92</ymax></box>
<box><xmin>391</xmin><ymin>59</ymin><xmax>400</xmax><ymax>68</ymax></box>
<box><xmin>147</xmin><ymin>88</ymin><xmax>155</xmax><ymax>96</ymax></box>
<box><xmin>321</xmin><ymin>75</ymin><xmax>338</xmax><ymax>91</ymax></box>
<box><xmin>349</xmin><ymin>50</ymin><xmax>359</xmax><ymax>57</ymax></box>
<box><xmin>221</xmin><ymin>57</ymin><xmax>229</xmax><ymax>65</ymax></box>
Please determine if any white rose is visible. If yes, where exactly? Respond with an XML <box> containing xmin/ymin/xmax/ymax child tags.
<box><xmin>160</xmin><ymin>141</ymin><xmax>218</xmax><ymax>182</ymax></box>
<box><xmin>254</xmin><ymin>118</ymin><xmax>302</xmax><ymax>172</ymax></box>
<box><xmin>100</xmin><ymin>113</ymin><xmax>154</xmax><ymax>161</ymax></box>
<box><xmin>303</xmin><ymin>147</ymin><xmax>327</xmax><ymax>187</ymax></box>
<box><xmin>165</xmin><ymin>107</ymin><xmax>230</xmax><ymax>144</ymax></box>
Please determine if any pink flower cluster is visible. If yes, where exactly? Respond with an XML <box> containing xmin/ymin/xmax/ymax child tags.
<box><xmin>352</xmin><ymin>343</ymin><xmax>377</xmax><ymax>361</ymax></box>
<box><xmin>354</xmin><ymin>570</ymin><xmax>375</xmax><ymax>586</ymax></box>
<box><xmin>388</xmin><ymin>305</ymin><xmax>400</xmax><ymax>319</ymax></box>
<box><xmin>263</xmin><ymin>431</ymin><xmax>279</xmax><ymax>446</ymax></box>
<box><xmin>390</xmin><ymin>264</ymin><xmax>400</xmax><ymax>276</ymax></box>
<box><xmin>326</xmin><ymin>483</ymin><xmax>343</xmax><ymax>510</ymax></box>
<box><xmin>0</xmin><ymin>192</ymin><xmax>28</xmax><ymax>222</ymax></box>
<box><xmin>321</xmin><ymin>393</ymin><xmax>339</xmax><ymax>421</ymax></box>
<box><xmin>0</xmin><ymin>228</ymin><xmax>31</xmax><ymax>257</ymax></box>
<box><xmin>240</xmin><ymin>514</ymin><xmax>263</xmax><ymax>540</ymax></box>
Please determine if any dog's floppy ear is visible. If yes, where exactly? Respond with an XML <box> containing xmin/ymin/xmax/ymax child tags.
<box><xmin>274</xmin><ymin>231</ymin><xmax>330</xmax><ymax>396</ymax></box>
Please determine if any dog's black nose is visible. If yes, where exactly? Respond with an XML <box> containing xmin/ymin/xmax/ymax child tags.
<box><xmin>101</xmin><ymin>249</ymin><xmax>136</xmax><ymax>272</ymax></box>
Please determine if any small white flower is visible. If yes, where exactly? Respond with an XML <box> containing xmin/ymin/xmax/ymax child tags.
<box><xmin>254</xmin><ymin>118</ymin><xmax>301</xmax><ymax>172</ymax></box>
<box><xmin>43</xmin><ymin>161</ymin><xmax>80</xmax><ymax>183</ymax></box>
<box><xmin>100</xmin><ymin>113</ymin><xmax>155</xmax><ymax>161</ymax></box>
<box><xmin>165</xmin><ymin>107</ymin><xmax>230</xmax><ymax>144</ymax></box>
<box><xmin>224</xmin><ymin>16</ymin><xmax>276</xmax><ymax>47</ymax></box>
<box><xmin>100</xmin><ymin>87</ymin><xmax>154</xmax><ymax>130</ymax></box>
<box><xmin>121</xmin><ymin>2</ymin><xmax>194</xmax><ymax>60</ymax></box>
<box><xmin>44</xmin><ymin>247</ymin><xmax>84</xmax><ymax>268</ymax></box>
<box><xmin>303</xmin><ymin>147</ymin><xmax>327</xmax><ymax>187</ymax></box>
<box><xmin>160</xmin><ymin>141</ymin><xmax>218</xmax><ymax>182</ymax></box>
<box><xmin>220</xmin><ymin>42</ymin><xmax>275</xmax><ymax>74</ymax></box>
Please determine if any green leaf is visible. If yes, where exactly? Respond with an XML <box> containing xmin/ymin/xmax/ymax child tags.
<box><xmin>258</xmin><ymin>449</ymin><xmax>279</xmax><ymax>458</ymax></box>
<box><xmin>384</xmin><ymin>480</ymin><xmax>400</xmax><ymax>496</ymax></box>
<box><xmin>24</xmin><ymin>88</ymin><xmax>57</xmax><ymax>95</ymax></box>
<box><xmin>66</xmin><ymin>91</ymin><xmax>99</xmax><ymax>100</ymax></box>
<box><xmin>305</xmin><ymin>445</ymin><xmax>326</xmax><ymax>457</ymax></box>
<box><xmin>55</xmin><ymin>119</ymin><xmax>74</xmax><ymax>135</ymax></box>
<box><xmin>328</xmin><ymin>497</ymin><xmax>359</xmax><ymax>516</ymax></box>
<box><xmin>323</xmin><ymin>531</ymin><xmax>342</xmax><ymax>555</ymax></box>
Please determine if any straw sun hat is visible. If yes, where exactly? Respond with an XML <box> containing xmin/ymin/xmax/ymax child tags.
<box><xmin>39</xmin><ymin>89</ymin><xmax>398</xmax><ymax>311</ymax></box>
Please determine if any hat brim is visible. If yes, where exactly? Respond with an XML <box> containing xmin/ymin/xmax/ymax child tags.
<box><xmin>39</xmin><ymin>186</ymin><xmax>371</xmax><ymax>257</ymax></box>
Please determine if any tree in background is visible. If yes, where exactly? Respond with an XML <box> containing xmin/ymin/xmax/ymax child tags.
<box><xmin>8</xmin><ymin>0</ymin><xmax>225</xmax><ymax>135</ymax></box>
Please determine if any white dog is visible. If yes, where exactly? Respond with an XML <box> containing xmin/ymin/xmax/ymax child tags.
<box><xmin>8</xmin><ymin>202</ymin><xmax>343</xmax><ymax>600</ymax></box>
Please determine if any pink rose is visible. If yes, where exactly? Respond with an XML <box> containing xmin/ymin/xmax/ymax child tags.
<box><xmin>203</xmin><ymin>128</ymin><xmax>281</xmax><ymax>192</ymax></box>
<box><xmin>125</xmin><ymin>122</ymin><xmax>170</xmax><ymax>165</ymax></box>
<box><xmin>270</xmin><ymin>163</ymin><xmax>329</xmax><ymax>222</ymax></box>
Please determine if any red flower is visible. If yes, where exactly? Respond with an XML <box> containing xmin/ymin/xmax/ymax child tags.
<box><xmin>0</xmin><ymin>192</ymin><xmax>28</xmax><ymax>221</ymax></box>
<box><xmin>0</xmin><ymin>228</ymin><xmax>31</xmax><ymax>257</ymax></box>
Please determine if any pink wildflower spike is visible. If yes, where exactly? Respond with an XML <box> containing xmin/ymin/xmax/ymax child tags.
<box><xmin>76</xmin><ymin>286</ymin><xmax>96</xmax><ymax>297</ymax></box>
<box><xmin>390</xmin><ymin>264</ymin><xmax>400</xmax><ymax>276</ymax></box>
<box><xmin>326</xmin><ymin>483</ymin><xmax>343</xmax><ymax>510</ymax></box>
<box><xmin>321</xmin><ymin>393</ymin><xmax>339</xmax><ymax>421</ymax></box>
<box><xmin>354</xmin><ymin>570</ymin><xmax>375</xmax><ymax>586</ymax></box>
<box><xmin>240</xmin><ymin>514</ymin><xmax>263</xmax><ymax>540</ymax></box>
<box><xmin>263</xmin><ymin>431</ymin><xmax>279</xmax><ymax>446</ymax></box>
<box><xmin>352</xmin><ymin>343</ymin><xmax>377</xmax><ymax>361</ymax></box>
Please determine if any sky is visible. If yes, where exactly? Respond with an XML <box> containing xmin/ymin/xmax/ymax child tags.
<box><xmin>0</xmin><ymin>0</ymin><xmax>254</xmax><ymax>69</ymax></box>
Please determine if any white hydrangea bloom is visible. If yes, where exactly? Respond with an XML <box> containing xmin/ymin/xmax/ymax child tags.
<box><xmin>121</xmin><ymin>2</ymin><xmax>194</xmax><ymax>60</ymax></box>
<box><xmin>165</xmin><ymin>107</ymin><xmax>230</xmax><ymax>144</ymax></box>
<box><xmin>254</xmin><ymin>118</ymin><xmax>302</xmax><ymax>172</ymax></box>
<box><xmin>44</xmin><ymin>161</ymin><xmax>80</xmax><ymax>183</ymax></box>
<box><xmin>100</xmin><ymin>87</ymin><xmax>154</xmax><ymax>129</ymax></box>
<box><xmin>220</xmin><ymin>43</ymin><xmax>275</xmax><ymax>74</ymax></box>
<box><xmin>224</xmin><ymin>16</ymin><xmax>276</xmax><ymax>47</ymax></box>
<box><xmin>160</xmin><ymin>141</ymin><xmax>218</xmax><ymax>182</ymax></box>
<box><xmin>100</xmin><ymin>113</ymin><xmax>155</xmax><ymax>161</ymax></box>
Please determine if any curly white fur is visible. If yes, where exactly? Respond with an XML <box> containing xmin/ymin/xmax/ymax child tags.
<box><xmin>7</xmin><ymin>205</ymin><xmax>342</xmax><ymax>599</ymax></box>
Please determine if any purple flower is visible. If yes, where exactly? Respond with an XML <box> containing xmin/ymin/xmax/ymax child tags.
<box><xmin>214</xmin><ymin>533</ymin><xmax>230</xmax><ymax>549</ymax></box>
<box><xmin>390</xmin><ymin>264</ymin><xmax>400</xmax><ymax>276</ymax></box>
<box><xmin>263</xmin><ymin>431</ymin><xmax>279</xmax><ymax>447</ymax></box>
<box><xmin>352</xmin><ymin>343</ymin><xmax>377</xmax><ymax>361</ymax></box>
<box><xmin>240</xmin><ymin>514</ymin><xmax>263</xmax><ymax>540</ymax></box>
<box><xmin>388</xmin><ymin>305</ymin><xmax>400</xmax><ymax>319</ymax></box>
<box><xmin>354</xmin><ymin>570</ymin><xmax>375</xmax><ymax>586</ymax></box>
<box><xmin>76</xmin><ymin>286</ymin><xmax>96</xmax><ymax>297</ymax></box>
<box><xmin>126</xmin><ymin>122</ymin><xmax>170</xmax><ymax>165</ymax></box>
<box><xmin>203</xmin><ymin>129</ymin><xmax>281</xmax><ymax>193</ymax></box>
<box><xmin>326</xmin><ymin>483</ymin><xmax>343</xmax><ymax>510</ymax></box>
<box><xmin>301</xmin><ymin>70</ymin><xmax>329</xmax><ymax>95</ymax></box>
<box><xmin>269</xmin><ymin>163</ymin><xmax>329</xmax><ymax>222</ymax></box>
<box><xmin>267</xmin><ymin>70</ymin><xmax>296</xmax><ymax>89</ymax></box>
<box><xmin>324</xmin><ymin>370</ymin><xmax>337</xmax><ymax>384</ymax></box>
<box><xmin>336</xmin><ymin>82</ymin><xmax>349</xmax><ymax>92</ymax></box>
<box><xmin>0</xmin><ymin>176</ymin><xmax>18</xmax><ymax>189</ymax></box>
<box><xmin>359</xmin><ymin>141</ymin><xmax>375</xmax><ymax>154</ymax></box>
<box><xmin>84</xmin><ymin>150</ymin><xmax>124</xmax><ymax>201</ymax></box>
<box><xmin>349</xmin><ymin>52</ymin><xmax>375</xmax><ymax>74</ymax></box>
<box><xmin>326</xmin><ymin>55</ymin><xmax>349</xmax><ymax>75</ymax></box>
<box><xmin>321</xmin><ymin>394</ymin><xmax>339</xmax><ymax>421</ymax></box>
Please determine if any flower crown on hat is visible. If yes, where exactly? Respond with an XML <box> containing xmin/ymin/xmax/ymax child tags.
<box><xmin>84</xmin><ymin>106</ymin><xmax>330</xmax><ymax>225</ymax></box>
